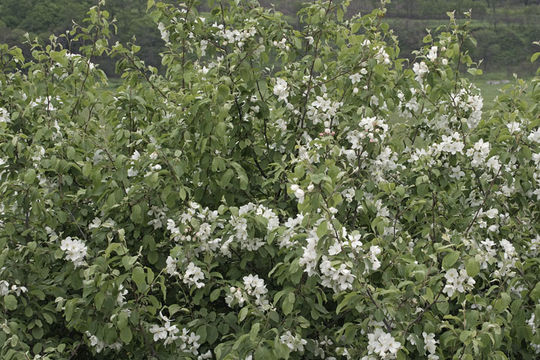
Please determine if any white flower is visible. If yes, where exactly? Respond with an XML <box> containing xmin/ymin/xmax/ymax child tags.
<box><xmin>368</xmin><ymin>245</ymin><xmax>382</xmax><ymax>271</ymax></box>
<box><xmin>165</xmin><ymin>256</ymin><xmax>179</xmax><ymax>276</ymax></box>
<box><xmin>60</xmin><ymin>237</ymin><xmax>88</xmax><ymax>267</ymax></box>
<box><xmin>483</xmin><ymin>208</ymin><xmax>499</xmax><ymax>219</ymax></box>
<box><xmin>290</xmin><ymin>184</ymin><xmax>305</xmax><ymax>204</ymax></box>
<box><xmin>506</xmin><ymin>122</ymin><xmax>521</xmax><ymax>134</ymax></box>
<box><xmin>528</xmin><ymin>128</ymin><xmax>540</xmax><ymax>143</ymax></box>
<box><xmin>116</xmin><ymin>284</ymin><xmax>128</xmax><ymax>305</ymax></box>
<box><xmin>427</xmin><ymin>46</ymin><xmax>438</xmax><ymax>62</ymax></box>
<box><xmin>149</xmin><ymin>324</ymin><xmax>168</xmax><ymax>342</ymax></box>
<box><xmin>443</xmin><ymin>268</ymin><xmax>475</xmax><ymax>297</ymax></box>
<box><xmin>299</xmin><ymin>231</ymin><xmax>319</xmax><ymax>276</ymax></box>
<box><xmin>328</xmin><ymin>241</ymin><xmax>342</xmax><ymax>255</ymax></box>
<box><xmin>157</xmin><ymin>23</ymin><xmax>170</xmax><ymax>43</ymax></box>
<box><xmin>0</xmin><ymin>108</ymin><xmax>10</xmax><ymax>123</ymax></box>
<box><xmin>528</xmin><ymin>313</ymin><xmax>537</xmax><ymax>334</ymax></box>
<box><xmin>449</xmin><ymin>166</ymin><xmax>465</xmax><ymax>180</ymax></box>
<box><xmin>198</xmin><ymin>350</ymin><xmax>213</xmax><ymax>360</ymax></box>
<box><xmin>127</xmin><ymin>167</ymin><xmax>138</xmax><ymax>177</ymax></box>
<box><xmin>86</xmin><ymin>332</ymin><xmax>106</xmax><ymax>353</ymax></box>
<box><xmin>413</xmin><ymin>61</ymin><xmax>429</xmax><ymax>82</ymax></box>
<box><xmin>367</xmin><ymin>328</ymin><xmax>401</xmax><ymax>359</ymax></box>
<box><xmin>183</xmin><ymin>262</ymin><xmax>205</xmax><ymax>288</ymax></box>
<box><xmin>225</xmin><ymin>286</ymin><xmax>246</xmax><ymax>307</ymax></box>
<box><xmin>273</xmin><ymin>78</ymin><xmax>289</xmax><ymax>102</ymax></box>
<box><xmin>319</xmin><ymin>256</ymin><xmax>355</xmax><ymax>293</ymax></box>
<box><xmin>88</xmin><ymin>217</ymin><xmax>102</xmax><ymax>230</ymax></box>
<box><xmin>423</xmin><ymin>332</ymin><xmax>439</xmax><ymax>355</ymax></box>
<box><xmin>280</xmin><ymin>331</ymin><xmax>307</xmax><ymax>352</ymax></box>
<box><xmin>0</xmin><ymin>280</ymin><xmax>10</xmax><ymax>296</ymax></box>
<box><xmin>350</xmin><ymin>73</ymin><xmax>362</xmax><ymax>84</ymax></box>
<box><xmin>131</xmin><ymin>150</ymin><xmax>141</xmax><ymax>161</ymax></box>
<box><xmin>242</xmin><ymin>274</ymin><xmax>271</xmax><ymax>310</ymax></box>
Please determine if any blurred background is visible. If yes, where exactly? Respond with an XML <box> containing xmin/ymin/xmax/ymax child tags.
<box><xmin>0</xmin><ymin>0</ymin><xmax>538</xmax><ymax>78</ymax></box>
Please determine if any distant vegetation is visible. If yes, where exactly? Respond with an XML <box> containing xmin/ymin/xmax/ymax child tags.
<box><xmin>0</xmin><ymin>0</ymin><xmax>538</xmax><ymax>75</ymax></box>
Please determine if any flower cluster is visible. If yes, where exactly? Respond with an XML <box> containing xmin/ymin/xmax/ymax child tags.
<box><xmin>157</xmin><ymin>22</ymin><xmax>170</xmax><ymax>43</ymax></box>
<box><xmin>242</xmin><ymin>274</ymin><xmax>271</xmax><ymax>311</ymax></box>
<box><xmin>346</xmin><ymin>116</ymin><xmax>389</xmax><ymax>146</ymax></box>
<box><xmin>280</xmin><ymin>331</ymin><xmax>307</xmax><ymax>353</ymax></box>
<box><xmin>413</xmin><ymin>61</ymin><xmax>429</xmax><ymax>82</ymax></box>
<box><xmin>0</xmin><ymin>280</ymin><xmax>27</xmax><ymax>297</ymax></box>
<box><xmin>442</xmin><ymin>268</ymin><xmax>475</xmax><ymax>297</ymax></box>
<box><xmin>149</xmin><ymin>313</ymin><xmax>181</xmax><ymax>345</ymax></box>
<box><xmin>423</xmin><ymin>332</ymin><xmax>439</xmax><ymax>360</ymax></box>
<box><xmin>0</xmin><ymin>107</ymin><xmax>10</xmax><ymax>123</ymax></box>
<box><xmin>60</xmin><ymin>237</ymin><xmax>88</xmax><ymax>268</ymax></box>
<box><xmin>183</xmin><ymin>262</ymin><xmax>205</xmax><ymax>288</ymax></box>
<box><xmin>366</xmin><ymin>328</ymin><xmax>401</xmax><ymax>359</ymax></box>
<box><xmin>299</xmin><ymin>230</ymin><xmax>320</xmax><ymax>276</ymax></box>
<box><xmin>278</xmin><ymin>214</ymin><xmax>304</xmax><ymax>248</ymax></box>
<box><xmin>273</xmin><ymin>78</ymin><xmax>289</xmax><ymax>102</ymax></box>
<box><xmin>319</xmin><ymin>256</ymin><xmax>355</xmax><ymax>293</ymax></box>
<box><xmin>306</xmin><ymin>94</ymin><xmax>343</xmax><ymax>127</ymax></box>
<box><xmin>494</xmin><ymin>239</ymin><xmax>517</xmax><ymax>277</ymax></box>
<box><xmin>427</xmin><ymin>46</ymin><xmax>438</xmax><ymax>62</ymax></box>
<box><xmin>451</xmin><ymin>87</ymin><xmax>483</xmax><ymax>130</ymax></box>
<box><xmin>290</xmin><ymin>184</ymin><xmax>305</xmax><ymax>204</ymax></box>
<box><xmin>215</xmin><ymin>23</ymin><xmax>256</xmax><ymax>49</ymax></box>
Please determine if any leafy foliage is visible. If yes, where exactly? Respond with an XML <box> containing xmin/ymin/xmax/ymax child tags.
<box><xmin>0</xmin><ymin>1</ymin><xmax>539</xmax><ymax>359</ymax></box>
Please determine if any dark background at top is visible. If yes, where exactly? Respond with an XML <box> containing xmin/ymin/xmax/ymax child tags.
<box><xmin>1</xmin><ymin>0</ymin><xmax>538</xmax><ymax>76</ymax></box>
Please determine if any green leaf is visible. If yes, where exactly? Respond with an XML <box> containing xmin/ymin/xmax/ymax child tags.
<box><xmin>122</xmin><ymin>255</ymin><xmax>138</xmax><ymax>270</ymax></box>
<box><xmin>282</xmin><ymin>292</ymin><xmax>295</xmax><ymax>315</ymax></box>
<box><xmin>314</xmin><ymin>58</ymin><xmax>323</xmax><ymax>72</ymax></box>
<box><xmin>131</xmin><ymin>204</ymin><xmax>143</xmax><ymax>224</ymax></box>
<box><xmin>207</xmin><ymin>325</ymin><xmax>218</xmax><ymax>344</ymax></box>
<box><xmin>132</xmin><ymin>267</ymin><xmax>147</xmax><ymax>292</ymax></box>
<box><xmin>442</xmin><ymin>251</ymin><xmax>459</xmax><ymax>270</ymax></box>
<box><xmin>24</xmin><ymin>169</ymin><xmax>36</xmax><ymax>184</ymax></box>
<box><xmin>494</xmin><ymin>293</ymin><xmax>511</xmax><ymax>313</ymax></box>
<box><xmin>255</xmin><ymin>344</ymin><xmax>273</xmax><ymax>360</ymax></box>
<box><xmin>238</xmin><ymin>307</ymin><xmax>249</xmax><ymax>322</ymax></box>
<box><xmin>465</xmin><ymin>258</ymin><xmax>480</xmax><ymax>278</ymax></box>
<box><xmin>120</xmin><ymin>326</ymin><xmax>132</xmax><ymax>344</ymax></box>
<box><xmin>530</xmin><ymin>282</ymin><xmax>540</xmax><ymax>302</ymax></box>
<box><xmin>4</xmin><ymin>295</ymin><xmax>17</xmax><ymax>311</ymax></box>
<box><xmin>230</xmin><ymin>162</ymin><xmax>248</xmax><ymax>190</ymax></box>
<box><xmin>217</xmin><ymin>84</ymin><xmax>230</xmax><ymax>100</ymax></box>
<box><xmin>249</xmin><ymin>323</ymin><xmax>260</xmax><ymax>342</ymax></box>
<box><xmin>316</xmin><ymin>220</ymin><xmax>328</xmax><ymax>238</ymax></box>
<box><xmin>64</xmin><ymin>299</ymin><xmax>76</xmax><ymax>321</ymax></box>
<box><xmin>210</xmin><ymin>288</ymin><xmax>221</xmax><ymax>302</ymax></box>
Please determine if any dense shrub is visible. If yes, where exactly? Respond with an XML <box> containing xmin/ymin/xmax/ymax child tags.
<box><xmin>0</xmin><ymin>1</ymin><xmax>539</xmax><ymax>359</ymax></box>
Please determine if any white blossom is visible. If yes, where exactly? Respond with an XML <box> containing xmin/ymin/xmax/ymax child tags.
<box><xmin>0</xmin><ymin>108</ymin><xmax>10</xmax><ymax>123</ymax></box>
<box><xmin>423</xmin><ymin>332</ymin><xmax>439</xmax><ymax>357</ymax></box>
<box><xmin>273</xmin><ymin>78</ymin><xmax>289</xmax><ymax>102</ymax></box>
<box><xmin>443</xmin><ymin>268</ymin><xmax>475</xmax><ymax>297</ymax></box>
<box><xmin>427</xmin><ymin>46</ymin><xmax>438</xmax><ymax>62</ymax></box>
<box><xmin>367</xmin><ymin>328</ymin><xmax>401</xmax><ymax>359</ymax></box>
<box><xmin>413</xmin><ymin>61</ymin><xmax>429</xmax><ymax>82</ymax></box>
<box><xmin>280</xmin><ymin>331</ymin><xmax>307</xmax><ymax>353</ymax></box>
<box><xmin>290</xmin><ymin>184</ymin><xmax>305</xmax><ymax>204</ymax></box>
<box><xmin>60</xmin><ymin>237</ymin><xmax>87</xmax><ymax>268</ymax></box>
<box><xmin>528</xmin><ymin>128</ymin><xmax>540</xmax><ymax>143</ymax></box>
<box><xmin>183</xmin><ymin>262</ymin><xmax>205</xmax><ymax>288</ymax></box>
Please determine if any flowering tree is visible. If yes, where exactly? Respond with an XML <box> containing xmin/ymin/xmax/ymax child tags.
<box><xmin>0</xmin><ymin>0</ymin><xmax>539</xmax><ymax>359</ymax></box>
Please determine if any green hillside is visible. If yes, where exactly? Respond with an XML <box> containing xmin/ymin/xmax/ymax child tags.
<box><xmin>0</xmin><ymin>0</ymin><xmax>538</xmax><ymax>75</ymax></box>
